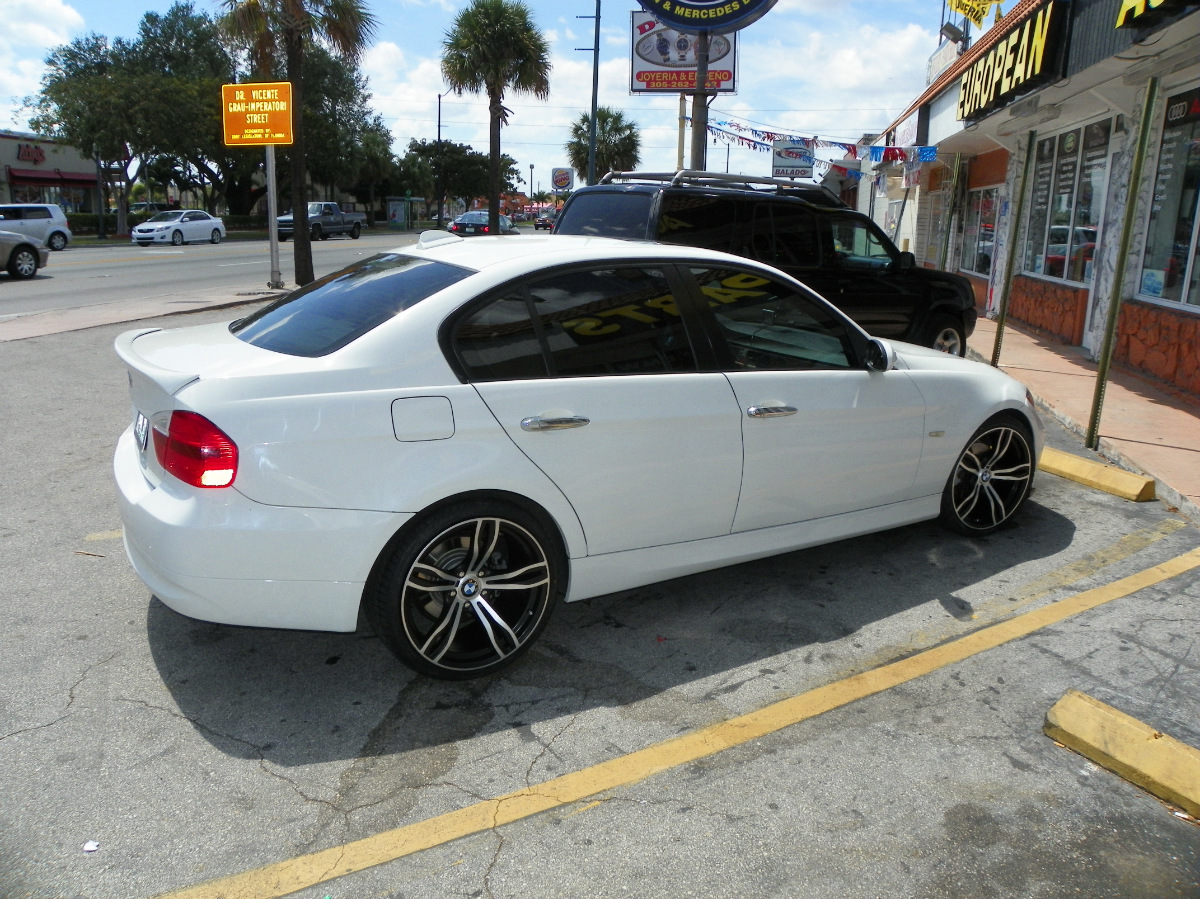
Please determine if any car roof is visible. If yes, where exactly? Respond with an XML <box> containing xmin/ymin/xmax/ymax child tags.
<box><xmin>591</xmin><ymin>170</ymin><xmax>848</xmax><ymax>208</ymax></box>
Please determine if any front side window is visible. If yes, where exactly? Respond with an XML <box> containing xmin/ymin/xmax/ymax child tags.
<box><xmin>233</xmin><ymin>254</ymin><xmax>471</xmax><ymax>357</ymax></box>
<box><xmin>690</xmin><ymin>266</ymin><xmax>855</xmax><ymax>370</ymax></box>
<box><xmin>1140</xmin><ymin>84</ymin><xmax>1200</xmax><ymax>307</ymax></box>
<box><xmin>830</xmin><ymin>216</ymin><xmax>895</xmax><ymax>270</ymax></box>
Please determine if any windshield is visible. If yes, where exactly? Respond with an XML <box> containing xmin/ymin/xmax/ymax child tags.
<box><xmin>148</xmin><ymin>211</ymin><xmax>183</xmax><ymax>223</ymax></box>
<box><xmin>231</xmin><ymin>254</ymin><xmax>472</xmax><ymax>357</ymax></box>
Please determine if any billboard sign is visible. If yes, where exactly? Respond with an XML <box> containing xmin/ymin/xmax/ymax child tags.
<box><xmin>772</xmin><ymin>141</ymin><xmax>814</xmax><ymax>180</ymax></box>
<box><xmin>632</xmin><ymin>12</ymin><xmax>736</xmax><ymax>93</ymax></box>
<box><xmin>551</xmin><ymin>167</ymin><xmax>574</xmax><ymax>192</ymax></box>
<box><xmin>222</xmin><ymin>82</ymin><xmax>293</xmax><ymax>146</ymax></box>
<box><xmin>635</xmin><ymin>0</ymin><xmax>777</xmax><ymax>33</ymax></box>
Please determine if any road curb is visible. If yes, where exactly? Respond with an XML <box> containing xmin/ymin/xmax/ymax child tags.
<box><xmin>1039</xmin><ymin>447</ymin><xmax>1156</xmax><ymax>502</ymax></box>
<box><xmin>1044</xmin><ymin>689</ymin><xmax>1200</xmax><ymax>819</ymax></box>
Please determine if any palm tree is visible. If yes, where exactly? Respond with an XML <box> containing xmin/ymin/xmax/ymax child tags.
<box><xmin>565</xmin><ymin>107</ymin><xmax>641</xmax><ymax>182</ymax></box>
<box><xmin>442</xmin><ymin>0</ymin><xmax>550</xmax><ymax>233</ymax></box>
<box><xmin>220</xmin><ymin>0</ymin><xmax>377</xmax><ymax>285</ymax></box>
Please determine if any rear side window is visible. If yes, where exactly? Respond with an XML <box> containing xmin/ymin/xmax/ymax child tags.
<box><xmin>25</xmin><ymin>207</ymin><xmax>51</xmax><ymax>220</ymax></box>
<box><xmin>554</xmin><ymin>191</ymin><xmax>654</xmax><ymax>238</ymax></box>
<box><xmin>656</xmin><ymin>194</ymin><xmax>738</xmax><ymax>253</ymax></box>
<box><xmin>232</xmin><ymin>254</ymin><xmax>470</xmax><ymax>357</ymax></box>
<box><xmin>745</xmin><ymin>204</ymin><xmax>822</xmax><ymax>269</ymax></box>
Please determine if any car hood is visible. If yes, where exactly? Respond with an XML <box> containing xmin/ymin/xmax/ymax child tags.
<box><xmin>891</xmin><ymin>340</ymin><xmax>986</xmax><ymax>372</ymax></box>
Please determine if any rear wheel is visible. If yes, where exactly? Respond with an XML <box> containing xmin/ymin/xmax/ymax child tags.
<box><xmin>940</xmin><ymin>415</ymin><xmax>1035</xmax><ymax>535</ymax></box>
<box><xmin>366</xmin><ymin>501</ymin><xmax>564</xmax><ymax>679</ymax></box>
<box><xmin>926</xmin><ymin>313</ymin><xmax>966</xmax><ymax>356</ymax></box>
<box><xmin>349</xmin><ymin>222</ymin><xmax>361</xmax><ymax>239</ymax></box>
<box><xmin>7</xmin><ymin>246</ymin><xmax>38</xmax><ymax>279</ymax></box>
<box><xmin>311</xmin><ymin>224</ymin><xmax>323</xmax><ymax>241</ymax></box>
<box><xmin>47</xmin><ymin>232</ymin><xmax>68</xmax><ymax>251</ymax></box>
<box><xmin>210</xmin><ymin>229</ymin><xmax>222</xmax><ymax>244</ymax></box>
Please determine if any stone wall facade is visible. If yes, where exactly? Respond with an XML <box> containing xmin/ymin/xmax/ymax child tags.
<box><xmin>1009</xmin><ymin>276</ymin><xmax>1089</xmax><ymax>346</ymax></box>
<box><xmin>1116</xmin><ymin>300</ymin><xmax>1200</xmax><ymax>397</ymax></box>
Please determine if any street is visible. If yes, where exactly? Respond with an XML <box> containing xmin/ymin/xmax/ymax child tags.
<box><xmin>0</xmin><ymin>296</ymin><xmax>1197</xmax><ymax>898</ymax></box>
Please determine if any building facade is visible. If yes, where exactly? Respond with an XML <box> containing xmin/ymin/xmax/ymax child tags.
<box><xmin>1</xmin><ymin>130</ymin><xmax>98</xmax><ymax>213</ymax></box>
<box><xmin>863</xmin><ymin>0</ymin><xmax>1200</xmax><ymax>396</ymax></box>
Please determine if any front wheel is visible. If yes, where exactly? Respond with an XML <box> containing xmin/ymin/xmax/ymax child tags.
<box><xmin>210</xmin><ymin>229</ymin><xmax>222</xmax><ymax>245</ymax></box>
<box><xmin>7</xmin><ymin>247</ymin><xmax>38</xmax><ymax>279</ymax></box>
<box><xmin>940</xmin><ymin>415</ymin><xmax>1035</xmax><ymax>536</ymax></box>
<box><xmin>926</xmin><ymin>313</ymin><xmax>966</xmax><ymax>356</ymax></box>
<box><xmin>349</xmin><ymin>222</ymin><xmax>361</xmax><ymax>239</ymax></box>
<box><xmin>366</xmin><ymin>501</ymin><xmax>564</xmax><ymax>679</ymax></box>
<box><xmin>171</xmin><ymin>230</ymin><xmax>184</xmax><ymax>246</ymax></box>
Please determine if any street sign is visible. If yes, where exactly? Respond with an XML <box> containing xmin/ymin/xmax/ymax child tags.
<box><xmin>222</xmin><ymin>82</ymin><xmax>293</xmax><ymax>146</ymax></box>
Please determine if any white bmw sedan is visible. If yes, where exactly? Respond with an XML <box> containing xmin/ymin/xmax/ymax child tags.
<box><xmin>131</xmin><ymin>209</ymin><xmax>226</xmax><ymax>246</ymax></box>
<box><xmin>114</xmin><ymin>234</ymin><xmax>1042</xmax><ymax>679</ymax></box>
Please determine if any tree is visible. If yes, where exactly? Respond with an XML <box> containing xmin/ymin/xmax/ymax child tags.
<box><xmin>566</xmin><ymin>107</ymin><xmax>641</xmax><ymax>181</ymax></box>
<box><xmin>441</xmin><ymin>0</ymin><xmax>549</xmax><ymax>232</ymax></box>
<box><xmin>220</xmin><ymin>0</ymin><xmax>377</xmax><ymax>285</ymax></box>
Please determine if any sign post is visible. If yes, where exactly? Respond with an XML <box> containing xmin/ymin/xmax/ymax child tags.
<box><xmin>222</xmin><ymin>82</ymin><xmax>293</xmax><ymax>290</ymax></box>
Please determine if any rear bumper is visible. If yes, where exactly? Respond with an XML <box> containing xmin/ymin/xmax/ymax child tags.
<box><xmin>113</xmin><ymin>427</ymin><xmax>411</xmax><ymax>632</ymax></box>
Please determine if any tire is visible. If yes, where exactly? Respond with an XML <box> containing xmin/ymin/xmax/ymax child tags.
<box><xmin>349</xmin><ymin>222</ymin><xmax>361</xmax><ymax>239</ymax></box>
<box><xmin>279</xmin><ymin>233</ymin><xmax>289</xmax><ymax>242</ymax></box>
<box><xmin>366</xmin><ymin>500</ymin><xmax>565</xmax><ymax>679</ymax></box>
<box><xmin>7</xmin><ymin>246</ymin><xmax>38</xmax><ymax>279</ymax></box>
<box><xmin>171</xmin><ymin>230</ymin><xmax>184</xmax><ymax>246</ymax></box>
<box><xmin>926</xmin><ymin>313</ymin><xmax>966</xmax><ymax>356</ymax></box>
<box><xmin>311</xmin><ymin>224</ymin><xmax>322</xmax><ymax>241</ymax></box>
<box><xmin>210</xmin><ymin>229</ymin><xmax>222</xmax><ymax>245</ymax></box>
<box><xmin>47</xmin><ymin>232</ymin><xmax>68</xmax><ymax>251</ymax></box>
<box><xmin>940</xmin><ymin>414</ymin><xmax>1035</xmax><ymax>536</ymax></box>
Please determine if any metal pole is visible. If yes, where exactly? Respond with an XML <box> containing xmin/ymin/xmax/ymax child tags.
<box><xmin>1086</xmin><ymin>76</ymin><xmax>1159</xmax><ymax>450</ymax></box>
<box><xmin>689</xmin><ymin>30</ymin><xmax>710</xmax><ymax>171</ymax></box>
<box><xmin>587</xmin><ymin>0</ymin><xmax>601</xmax><ymax>185</ymax></box>
<box><xmin>677</xmin><ymin>93</ymin><xmax>686</xmax><ymax>170</ymax></box>
<box><xmin>991</xmin><ymin>130</ymin><xmax>1036</xmax><ymax>368</ymax></box>
<box><xmin>265</xmin><ymin>144</ymin><xmax>284</xmax><ymax>289</ymax></box>
<box><xmin>938</xmin><ymin>153</ymin><xmax>962</xmax><ymax>269</ymax></box>
<box><xmin>436</xmin><ymin>93</ymin><xmax>444</xmax><ymax>229</ymax></box>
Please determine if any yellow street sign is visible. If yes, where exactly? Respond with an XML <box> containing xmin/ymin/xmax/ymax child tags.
<box><xmin>222</xmin><ymin>82</ymin><xmax>293</xmax><ymax>146</ymax></box>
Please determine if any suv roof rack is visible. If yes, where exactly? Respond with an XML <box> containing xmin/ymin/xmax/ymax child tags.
<box><xmin>598</xmin><ymin>170</ymin><xmax>846</xmax><ymax>206</ymax></box>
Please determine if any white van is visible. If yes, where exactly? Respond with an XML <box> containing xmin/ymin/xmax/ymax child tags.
<box><xmin>0</xmin><ymin>204</ymin><xmax>73</xmax><ymax>250</ymax></box>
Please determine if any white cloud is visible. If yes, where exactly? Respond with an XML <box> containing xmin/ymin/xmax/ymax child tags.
<box><xmin>0</xmin><ymin>0</ymin><xmax>85</xmax><ymax>128</ymax></box>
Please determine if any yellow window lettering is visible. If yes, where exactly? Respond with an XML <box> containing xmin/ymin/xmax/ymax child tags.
<box><xmin>565</xmin><ymin>317</ymin><xmax>619</xmax><ymax>337</ymax></box>
<box><xmin>599</xmin><ymin>304</ymin><xmax>658</xmax><ymax>323</ymax></box>
<box><xmin>645</xmin><ymin>295</ymin><xmax>681</xmax><ymax>315</ymax></box>
<box><xmin>702</xmin><ymin>287</ymin><xmax>766</xmax><ymax>304</ymax></box>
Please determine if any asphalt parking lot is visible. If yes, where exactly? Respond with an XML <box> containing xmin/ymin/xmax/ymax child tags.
<box><xmin>1</xmin><ymin>306</ymin><xmax>1198</xmax><ymax>899</ymax></box>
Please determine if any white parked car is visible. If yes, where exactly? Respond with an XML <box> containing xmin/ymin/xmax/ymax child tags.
<box><xmin>114</xmin><ymin>234</ymin><xmax>1043</xmax><ymax>678</ymax></box>
<box><xmin>0</xmin><ymin>203</ymin><xmax>72</xmax><ymax>250</ymax></box>
<box><xmin>131</xmin><ymin>209</ymin><xmax>226</xmax><ymax>246</ymax></box>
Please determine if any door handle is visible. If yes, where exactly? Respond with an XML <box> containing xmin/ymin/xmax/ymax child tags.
<box><xmin>746</xmin><ymin>405</ymin><xmax>797</xmax><ymax>418</ymax></box>
<box><xmin>520</xmin><ymin>415</ymin><xmax>590</xmax><ymax>431</ymax></box>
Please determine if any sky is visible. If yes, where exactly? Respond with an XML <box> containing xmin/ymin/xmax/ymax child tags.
<box><xmin>0</xmin><ymin>0</ymin><xmax>998</xmax><ymax>193</ymax></box>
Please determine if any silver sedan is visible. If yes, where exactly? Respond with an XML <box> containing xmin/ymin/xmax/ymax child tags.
<box><xmin>0</xmin><ymin>228</ymin><xmax>48</xmax><ymax>279</ymax></box>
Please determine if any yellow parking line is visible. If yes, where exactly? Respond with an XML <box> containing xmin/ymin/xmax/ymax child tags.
<box><xmin>155</xmin><ymin>545</ymin><xmax>1200</xmax><ymax>899</ymax></box>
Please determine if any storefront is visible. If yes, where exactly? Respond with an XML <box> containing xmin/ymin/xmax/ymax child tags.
<box><xmin>1</xmin><ymin>130</ymin><xmax>98</xmax><ymax>212</ymax></box>
<box><xmin>869</xmin><ymin>0</ymin><xmax>1200</xmax><ymax>396</ymax></box>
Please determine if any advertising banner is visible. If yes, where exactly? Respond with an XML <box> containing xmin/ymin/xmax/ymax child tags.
<box><xmin>635</xmin><ymin>0</ymin><xmax>776</xmax><ymax>33</ymax></box>
<box><xmin>771</xmin><ymin>141</ymin><xmax>814</xmax><ymax>179</ymax></box>
<box><xmin>631</xmin><ymin>12</ymin><xmax>736</xmax><ymax>93</ymax></box>
<box><xmin>551</xmin><ymin>167</ymin><xmax>574</xmax><ymax>192</ymax></box>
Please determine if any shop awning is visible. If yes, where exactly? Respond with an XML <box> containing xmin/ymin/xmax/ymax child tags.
<box><xmin>6</xmin><ymin>166</ymin><xmax>97</xmax><ymax>187</ymax></box>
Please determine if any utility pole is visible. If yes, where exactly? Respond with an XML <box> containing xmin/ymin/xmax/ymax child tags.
<box><xmin>578</xmin><ymin>0</ymin><xmax>602</xmax><ymax>184</ymax></box>
<box><xmin>689</xmin><ymin>30</ymin><xmax>710</xmax><ymax>171</ymax></box>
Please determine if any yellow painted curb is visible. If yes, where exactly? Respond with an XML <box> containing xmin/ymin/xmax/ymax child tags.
<box><xmin>1044</xmin><ymin>689</ymin><xmax>1200</xmax><ymax>818</ymax></box>
<box><xmin>1040</xmin><ymin>447</ymin><xmax>1156</xmax><ymax>502</ymax></box>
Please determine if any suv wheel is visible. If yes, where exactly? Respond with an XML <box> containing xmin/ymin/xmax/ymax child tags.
<box><xmin>926</xmin><ymin>314</ymin><xmax>966</xmax><ymax>356</ymax></box>
<box><xmin>47</xmin><ymin>232</ymin><xmax>68</xmax><ymax>251</ymax></box>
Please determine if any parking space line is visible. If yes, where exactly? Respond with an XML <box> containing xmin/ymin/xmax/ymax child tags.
<box><xmin>154</xmin><ymin>545</ymin><xmax>1200</xmax><ymax>899</ymax></box>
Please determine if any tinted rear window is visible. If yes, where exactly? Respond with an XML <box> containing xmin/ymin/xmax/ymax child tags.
<box><xmin>555</xmin><ymin>191</ymin><xmax>654</xmax><ymax>239</ymax></box>
<box><xmin>231</xmin><ymin>254</ymin><xmax>470</xmax><ymax>356</ymax></box>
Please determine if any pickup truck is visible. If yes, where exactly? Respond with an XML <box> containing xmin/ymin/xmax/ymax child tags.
<box><xmin>277</xmin><ymin>202</ymin><xmax>367</xmax><ymax>241</ymax></box>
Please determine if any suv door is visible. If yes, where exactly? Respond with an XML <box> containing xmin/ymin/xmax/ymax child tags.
<box><xmin>451</xmin><ymin>263</ymin><xmax>744</xmax><ymax>556</ymax></box>
<box><xmin>682</xmin><ymin>262</ymin><xmax>926</xmax><ymax>531</ymax></box>
<box><xmin>0</xmin><ymin>206</ymin><xmax>26</xmax><ymax>240</ymax></box>
<box><xmin>824</xmin><ymin>213</ymin><xmax>925</xmax><ymax>340</ymax></box>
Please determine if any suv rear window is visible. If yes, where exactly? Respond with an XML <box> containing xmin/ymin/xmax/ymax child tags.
<box><xmin>231</xmin><ymin>254</ymin><xmax>470</xmax><ymax>357</ymax></box>
<box><xmin>553</xmin><ymin>190</ymin><xmax>653</xmax><ymax>239</ymax></box>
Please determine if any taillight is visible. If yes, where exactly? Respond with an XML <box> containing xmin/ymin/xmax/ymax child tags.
<box><xmin>151</xmin><ymin>411</ymin><xmax>238</xmax><ymax>488</ymax></box>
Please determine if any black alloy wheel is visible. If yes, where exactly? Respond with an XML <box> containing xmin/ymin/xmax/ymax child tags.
<box><xmin>366</xmin><ymin>501</ymin><xmax>563</xmax><ymax>679</ymax></box>
<box><xmin>941</xmin><ymin>415</ymin><xmax>1035</xmax><ymax>535</ymax></box>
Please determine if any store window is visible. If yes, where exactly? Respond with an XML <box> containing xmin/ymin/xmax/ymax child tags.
<box><xmin>1139</xmin><ymin>85</ymin><xmax>1200</xmax><ymax>308</ymax></box>
<box><xmin>1023</xmin><ymin>118</ymin><xmax>1113</xmax><ymax>284</ymax></box>
<box><xmin>960</xmin><ymin>187</ymin><xmax>999</xmax><ymax>275</ymax></box>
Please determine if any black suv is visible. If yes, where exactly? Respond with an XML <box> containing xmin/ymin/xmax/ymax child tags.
<box><xmin>554</xmin><ymin>171</ymin><xmax>976</xmax><ymax>354</ymax></box>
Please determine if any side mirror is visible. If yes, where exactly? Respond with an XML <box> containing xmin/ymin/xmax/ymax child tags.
<box><xmin>864</xmin><ymin>338</ymin><xmax>897</xmax><ymax>372</ymax></box>
<box><xmin>897</xmin><ymin>251</ymin><xmax>917</xmax><ymax>271</ymax></box>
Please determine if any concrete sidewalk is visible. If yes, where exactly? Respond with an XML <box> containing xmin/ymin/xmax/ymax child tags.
<box><xmin>969</xmin><ymin>315</ymin><xmax>1200</xmax><ymax>523</ymax></box>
